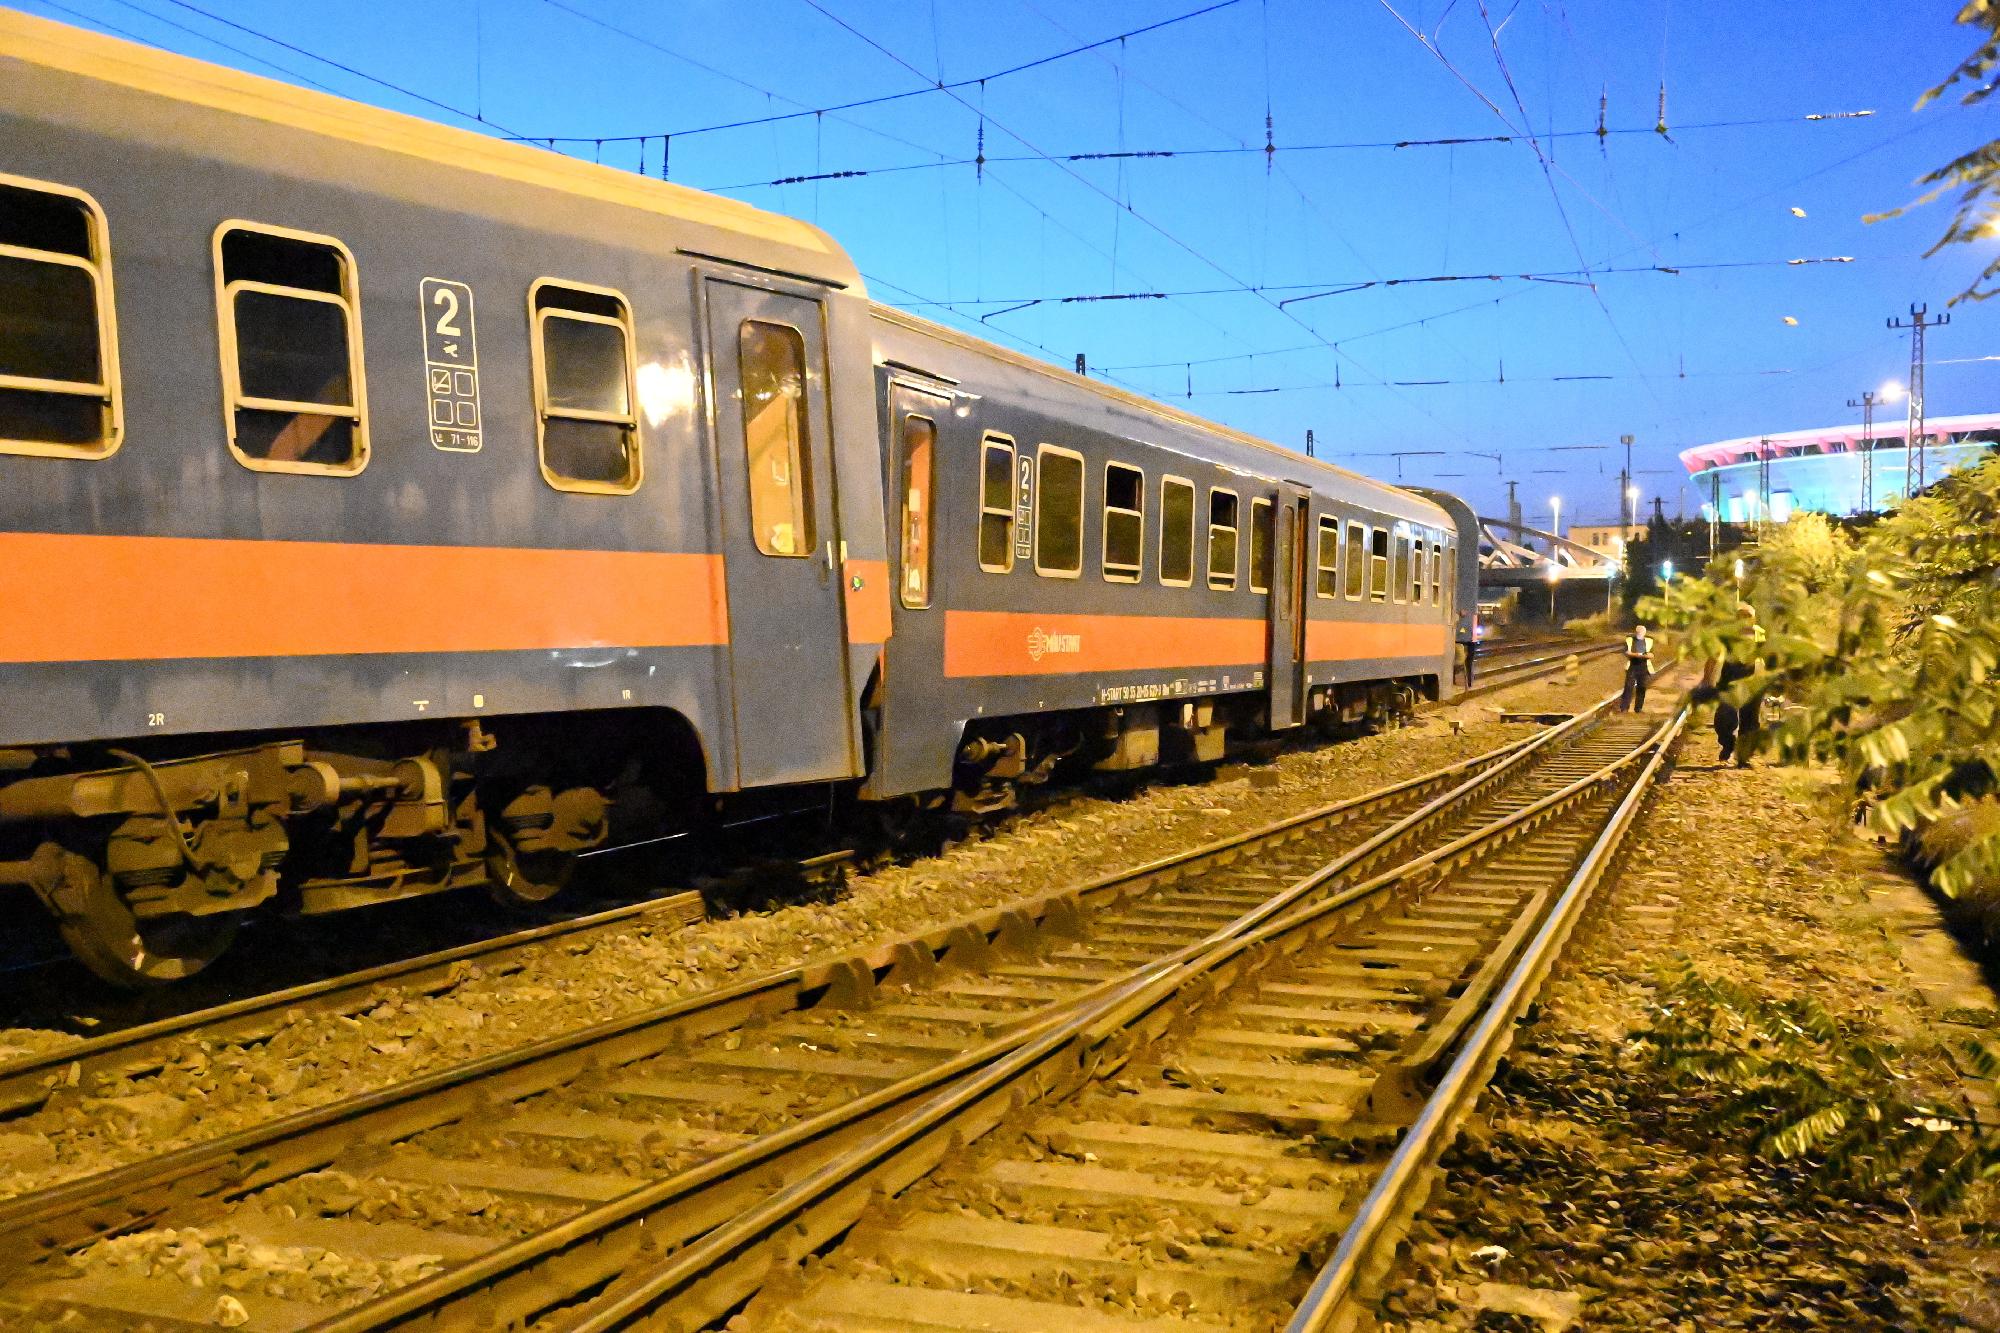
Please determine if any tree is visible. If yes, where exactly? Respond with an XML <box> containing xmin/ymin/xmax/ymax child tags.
<box><xmin>1867</xmin><ymin>2</ymin><xmax>2000</xmax><ymax>303</ymax></box>
<box><xmin>1641</xmin><ymin>460</ymin><xmax>2000</xmax><ymax>898</ymax></box>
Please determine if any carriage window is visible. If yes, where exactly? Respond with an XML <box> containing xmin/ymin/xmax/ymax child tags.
<box><xmin>528</xmin><ymin>280</ymin><xmax>640</xmax><ymax>494</ymax></box>
<box><xmin>898</xmin><ymin>414</ymin><xmax>936</xmax><ymax>607</ymax></box>
<box><xmin>736</xmin><ymin>319</ymin><xmax>814</xmax><ymax>551</ymax></box>
<box><xmin>1344</xmin><ymin>521</ymin><xmax>1366</xmax><ymax>600</ymax></box>
<box><xmin>1160</xmin><ymin>476</ymin><xmax>1195</xmax><ymax>586</ymax></box>
<box><xmin>978</xmin><ymin>434</ymin><xmax>1016</xmax><ymax>572</ymax></box>
<box><xmin>1316</xmin><ymin>516</ymin><xmax>1340</xmax><ymax>598</ymax></box>
<box><xmin>216</xmin><ymin>224</ymin><xmax>365</xmax><ymax>473</ymax></box>
<box><xmin>1249</xmin><ymin>498</ymin><xmax>1273</xmax><ymax>594</ymax></box>
<box><xmin>1034</xmin><ymin>444</ymin><xmax>1084</xmax><ymax>576</ymax></box>
<box><xmin>1392</xmin><ymin>529</ymin><xmax>1411</xmax><ymax>604</ymax></box>
<box><xmin>1208</xmin><ymin>488</ymin><xmax>1239</xmax><ymax>590</ymax></box>
<box><xmin>1370</xmin><ymin>526</ymin><xmax>1390</xmax><ymax>601</ymax></box>
<box><xmin>0</xmin><ymin>177</ymin><xmax>119</xmax><ymax>458</ymax></box>
<box><xmin>1430</xmin><ymin>540</ymin><xmax>1443</xmax><ymax>604</ymax></box>
<box><xmin>1102</xmin><ymin>462</ymin><xmax>1144</xmax><ymax>582</ymax></box>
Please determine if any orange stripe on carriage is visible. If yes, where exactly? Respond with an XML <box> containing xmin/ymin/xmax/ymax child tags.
<box><xmin>940</xmin><ymin>610</ymin><xmax>1452</xmax><ymax>680</ymax></box>
<box><xmin>1305</xmin><ymin>619</ymin><xmax>1451</xmax><ymax>662</ymax></box>
<box><xmin>843</xmin><ymin>559</ymin><xmax>892</xmax><ymax>644</ymax></box>
<box><xmin>943</xmin><ymin>610</ymin><xmax>1266</xmax><ymax>678</ymax></box>
<box><xmin>0</xmin><ymin>531</ymin><xmax>730</xmax><ymax>663</ymax></box>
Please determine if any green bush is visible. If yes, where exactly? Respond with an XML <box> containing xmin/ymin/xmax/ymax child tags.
<box><xmin>1641</xmin><ymin>458</ymin><xmax>2000</xmax><ymax>901</ymax></box>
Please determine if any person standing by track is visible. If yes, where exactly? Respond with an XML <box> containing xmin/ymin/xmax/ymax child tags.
<box><xmin>1619</xmin><ymin>623</ymin><xmax>1656</xmax><ymax>712</ymax></box>
<box><xmin>1700</xmin><ymin>603</ymin><xmax>1767</xmax><ymax>765</ymax></box>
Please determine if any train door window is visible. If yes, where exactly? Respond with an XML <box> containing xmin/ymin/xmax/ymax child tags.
<box><xmin>1344</xmin><ymin>521</ymin><xmax>1366</xmax><ymax>600</ymax></box>
<box><xmin>898</xmin><ymin>413</ymin><xmax>936</xmax><ymax>607</ymax></box>
<box><xmin>1370</xmin><ymin>526</ymin><xmax>1390</xmax><ymax>601</ymax></box>
<box><xmin>1249</xmin><ymin>497</ymin><xmax>1273</xmax><ymax>594</ymax></box>
<box><xmin>1430</xmin><ymin>539</ymin><xmax>1444</xmax><ymax>604</ymax></box>
<box><xmin>978</xmin><ymin>433</ymin><xmax>1017</xmax><ymax>572</ymax></box>
<box><xmin>735</xmin><ymin>318</ymin><xmax>817</xmax><ymax>549</ymax></box>
<box><xmin>215</xmin><ymin>223</ymin><xmax>366</xmax><ymax>474</ymax></box>
<box><xmin>529</xmin><ymin>279</ymin><xmax>641</xmax><ymax>494</ymax></box>
<box><xmin>1393</xmin><ymin>528</ymin><xmax>1413</xmax><ymax>604</ymax></box>
<box><xmin>0</xmin><ymin>175</ymin><xmax>120</xmax><ymax>459</ymax></box>
<box><xmin>1034</xmin><ymin>444</ymin><xmax>1084</xmax><ymax>577</ymax></box>
<box><xmin>1160</xmin><ymin>476</ymin><xmax>1195</xmax><ymax>587</ymax></box>
<box><xmin>1102</xmin><ymin>461</ymin><xmax>1144</xmax><ymax>583</ymax></box>
<box><xmin>1315</xmin><ymin>515</ymin><xmax>1340</xmax><ymax>598</ymax></box>
<box><xmin>1207</xmin><ymin>488</ymin><xmax>1239</xmax><ymax>590</ymax></box>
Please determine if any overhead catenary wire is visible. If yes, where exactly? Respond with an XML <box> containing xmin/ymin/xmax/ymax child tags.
<box><xmin>58</xmin><ymin>0</ymin><xmax>340</xmax><ymax>88</ymax></box>
<box><xmin>888</xmin><ymin>256</ymin><xmax>1857</xmax><ymax>311</ymax></box>
<box><xmin>149</xmin><ymin>0</ymin><xmax>529</xmax><ymax>133</ymax></box>
<box><xmin>794</xmin><ymin>0</ymin><xmax>1499</xmax><ymax>449</ymax></box>
<box><xmin>589</xmin><ymin>110</ymin><xmax>1877</xmax><ymax>192</ymax></box>
<box><xmin>514</xmin><ymin>0</ymin><xmax>1245</xmax><ymax>145</ymax></box>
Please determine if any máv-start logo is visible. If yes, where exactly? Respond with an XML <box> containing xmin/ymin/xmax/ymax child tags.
<box><xmin>1026</xmin><ymin>626</ymin><xmax>1082</xmax><ymax>662</ymax></box>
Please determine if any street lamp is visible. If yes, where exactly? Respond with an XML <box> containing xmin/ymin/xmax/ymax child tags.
<box><xmin>1660</xmin><ymin>559</ymin><xmax>1675</xmax><ymax>581</ymax></box>
<box><xmin>1880</xmin><ymin>379</ymin><xmax>1905</xmax><ymax>404</ymax></box>
<box><xmin>1550</xmin><ymin>495</ymin><xmax>1562</xmax><ymax>540</ymax></box>
<box><xmin>1546</xmin><ymin>560</ymin><xmax>1564</xmax><ymax>621</ymax></box>
<box><xmin>1625</xmin><ymin>484</ymin><xmax>1641</xmax><ymax>530</ymax></box>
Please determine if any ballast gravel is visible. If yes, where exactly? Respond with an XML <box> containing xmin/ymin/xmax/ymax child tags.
<box><xmin>0</xmin><ymin>654</ymin><xmax>1626</xmax><ymax>1204</ymax></box>
<box><xmin>1372</xmin><ymin>754</ymin><xmax>2000</xmax><ymax>1330</ymax></box>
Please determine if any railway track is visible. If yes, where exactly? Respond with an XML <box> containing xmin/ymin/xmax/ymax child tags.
<box><xmin>0</xmin><ymin>646</ymin><xmax>1604</xmax><ymax>1149</ymax></box>
<box><xmin>586</xmin><ymin>706</ymin><xmax>1681</xmax><ymax>1333</ymax></box>
<box><xmin>1463</xmin><ymin>638</ymin><xmax>1620</xmax><ymax>697</ymax></box>
<box><xmin>0</xmin><ymin>695</ymin><xmax>1665</xmax><ymax>1331</ymax></box>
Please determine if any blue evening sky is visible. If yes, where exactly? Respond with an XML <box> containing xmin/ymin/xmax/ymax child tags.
<box><xmin>19</xmin><ymin>0</ymin><xmax>1997</xmax><ymax>525</ymax></box>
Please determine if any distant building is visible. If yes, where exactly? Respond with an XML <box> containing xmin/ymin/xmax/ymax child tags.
<box><xmin>1680</xmin><ymin>412</ymin><xmax>1999</xmax><ymax>522</ymax></box>
<box><xmin>1568</xmin><ymin>522</ymin><xmax>1646</xmax><ymax>554</ymax></box>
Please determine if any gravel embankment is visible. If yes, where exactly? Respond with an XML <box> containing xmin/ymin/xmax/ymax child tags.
<box><xmin>1372</xmin><ymin>753</ymin><xmax>2000</xmax><ymax>1330</ymax></box>
<box><xmin>0</xmin><ymin>655</ymin><xmax>1624</xmax><ymax>1202</ymax></box>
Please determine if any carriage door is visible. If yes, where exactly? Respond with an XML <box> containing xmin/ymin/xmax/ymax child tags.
<box><xmin>1266</xmin><ymin>483</ymin><xmax>1312</xmax><ymax>729</ymax></box>
<box><xmin>704</xmin><ymin>277</ymin><xmax>857</xmax><ymax>787</ymax></box>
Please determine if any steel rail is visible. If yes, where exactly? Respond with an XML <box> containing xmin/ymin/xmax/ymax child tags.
<box><xmin>535</xmin><ymin>707</ymin><xmax>1669</xmax><ymax>1332</ymax></box>
<box><xmin>1285</xmin><ymin>703</ymin><xmax>1691</xmax><ymax>1331</ymax></box>
<box><xmin>0</xmin><ymin>721</ymin><xmax>1548</xmax><ymax>1127</ymax></box>
<box><xmin>0</xmin><ymin>890</ymin><xmax>709</xmax><ymax>1119</ymax></box>
<box><xmin>0</xmin><ymin>723</ymin><xmax>1554</xmax><ymax>1294</ymax></box>
<box><xmin>1474</xmin><ymin>639</ymin><xmax>1621</xmax><ymax>680</ymax></box>
<box><xmin>0</xmin><ymin>643</ymin><xmax>1594</xmax><ymax>1123</ymax></box>
<box><xmin>285</xmin><ymin>712</ymin><xmax>1615</xmax><ymax>1331</ymax></box>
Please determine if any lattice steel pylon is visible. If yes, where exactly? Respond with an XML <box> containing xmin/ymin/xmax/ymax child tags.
<box><xmin>1889</xmin><ymin>302</ymin><xmax>1949</xmax><ymax>497</ymax></box>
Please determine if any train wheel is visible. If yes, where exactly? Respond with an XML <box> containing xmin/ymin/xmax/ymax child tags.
<box><xmin>484</xmin><ymin>829</ymin><xmax>575</xmax><ymax>908</ymax></box>
<box><xmin>48</xmin><ymin>854</ymin><xmax>239</xmax><ymax>988</ymax></box>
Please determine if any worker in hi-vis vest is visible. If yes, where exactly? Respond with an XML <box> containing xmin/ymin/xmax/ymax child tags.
<box><xmin>1620</xmin><ymin>624</ymin><xmax>1656</xmax><ymax>712</ymax></box>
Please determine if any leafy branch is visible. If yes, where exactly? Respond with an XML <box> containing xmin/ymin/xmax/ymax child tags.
<box><xmin>1634</xmin><ymin>966</ymin><xmax>2000</xmax><ymax>1209</ymax></box>
<box><xmin>1866</xmin><ymin>2</ymin><xmax>2000</xmax><ymax>302</ymax></box>
<box><xmin>1640</xmin><ymin>460</ymin><xmax>2000</xmax><ymax>899</ymax></box>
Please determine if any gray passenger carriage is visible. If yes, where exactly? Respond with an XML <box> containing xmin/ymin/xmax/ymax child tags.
<box><xmin>0</xmin><ymin>11</ymin><xmax>1475</xmax><ymax>988</ymax></box>
<box><xmin>867</xmin><ymin>310</ymin><xmax>1460</xmax><ymax>813</ymax></box>
<box><xmin>0</xmin><ymin>13</ymin><xmax>891</xmax><ymax>983</ymax></box>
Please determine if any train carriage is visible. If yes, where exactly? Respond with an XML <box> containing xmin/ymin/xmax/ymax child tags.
<box><xmin>0</xmin><ymin>9</ymin><xmax>1470</xmax><ymax>988</ymax></box>
<box><xmin>865</xmin><ymin>309</ymin><xmax>1458</xmax><ymax>814</ymax></box>
<box><xmin>0</xmin><ymin>11</ymin><xmax>892</xmax><ymax>984</ymax></box>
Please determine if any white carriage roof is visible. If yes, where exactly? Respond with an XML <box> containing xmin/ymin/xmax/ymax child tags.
<box><xmin>0</xmin><ymin>8</ymin><xmax>859</xmax><ymax>286</ymax></box>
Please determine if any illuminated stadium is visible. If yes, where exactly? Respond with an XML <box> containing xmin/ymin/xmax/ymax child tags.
<box><xmin>1680</xmin><ymin>411</ymin><xmax>2000</xmax><ymax>521</ymax></box>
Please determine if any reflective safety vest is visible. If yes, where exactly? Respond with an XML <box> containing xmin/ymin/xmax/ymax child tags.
<box><xmin>1624</xmin><ymin>633</ymin><xmax>1654</xmax><ymax>666</ymax></box>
